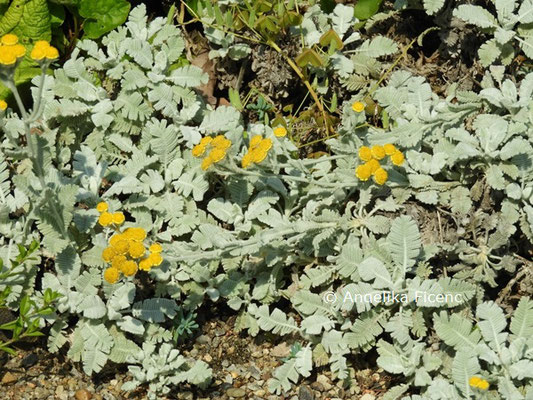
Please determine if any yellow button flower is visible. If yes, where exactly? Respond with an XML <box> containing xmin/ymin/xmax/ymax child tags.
<box><xmin>251</xmin><ymin>148</ymin><xmax>268</xmax><ymax>163</ymax></box>
<box><xmin>477</xmin><ymin>380</ymin><xmax>489</xmax><ymax>391</ymax></box>
<box><xmin>149</xmin><ymin>243</ymin><xmax>162</xmax><ymax>253</ymax></box>
<box><xmin>121</xmin><ymin>260</ymin><xmax>138</xmax><ymax>277</ymax></box>
<box><xmin>192</xmin><ymin>143</ymin><xmax>206</xmax><ymax>157</ymax></box>
<box><xmin>258</xmin><ymin>138</ymin><xmax>273</xmax><ymax>152</ymax></box>
<box><xmin>96</xmin><ymin>201</ymin><xmax>108</xmax><ymax>213</ymax></box>
<box><xmin>12</xmin><ymin>44</ymin><xmax>25</xmax><ymax>58</ymax></box>
<box><xmin>104</xmin><ymin>267</ymin><xmax>120</xmax><ymax>284</ymax></box>
<box><xmin>212</xmin><ymin>135</ymin><xmax>231</xmax><ymax>150</ymax></box>
<box><xmin>113</xmin><ymin>240</ymin><xmax>130</xmax><ymax>255</ymax></box>
<box><xmin>241</xmin><ymin>152</ymin><xmax>253</xmax><ymax>168</ymax></box>
<box><xmin>112</xmin><ymin>212</ymin><xmax>125</xmax><ymax>225</ymax></box>
<box><xmin>390</xmin><ymin>151</ymin><xmax>405</xmax><ymax>166</ymax></box>
<box><xmin>273</xmin><ymin>126</ymin><xmax>287</xmax><ymax>137</ymax></box>
<box><xmin>201</xmin><ymin>156</ymin><xmax>213</xmax><ymax>170</ymax></box>
<box><xmin>355</xmin><ymin>163</ymin><xmax>372</xmax><ymax>181</ymax></box>
<box><xmin>129</xmin><ymin>241</ymin><xmax>146</xmax><ymax>258</ymax></box>
<box><xmin>371</xmin><ymin>145</ymin><xmax>386</xmax><ymax>160</ymax></box>
<box><xmin>45</xmin><ymin>46</ymin><xmax>59</xmax><ymax>60</ymax></box>
<box><xmin>148</xmin><ymin>253</ymin><xmax>163</xmax><ymax>266</ymax></box>
<box><xmin>111</xmin><ymin>255</ymin><xmax>127</xmax><ymax>270</ymax></box>
<box><xmin>358</xmin><ymin>146</ymin><xmax>372</xmax><ymax>162</ymax></box>
<box><xmin>352</xmin><ymin>101</ymin><xmax>365</xmax><ymax>113</ymax></box>
<box><xmin>125</xmin><ymin>227</ymin><xmax>147</xmax><ymax>241</ymax></box>
<box><xmin>1</xmin><ymin>34</ymin><xmax>18</xmax><ymax>46</ymax></box>
<box><xmin>109</xmin><ymin>233</ymin><xmax>124</xmax><ymax>246</ymax></box>
<box><xmin>102</xmin><ymin>247</ymin><xmax>116</xmax><ymax>263</ymax></box>
<box><xmin>374</xmin><ymin>167</ymin><xmax>388</xmax><ymax>185</ymax></box>
<box><xmin>200</xmin><ymin>136</ymin><xmax>213</xmax><ymax>146</ymax></box>
<box><xmin>383</xmin><ymin>143</ymin><xmax>397</xmax><ymax>155</ymax></box>
<box><xmin>469</xmin><ymin>377</ymin><xmax>482</xmax><ymax>387</ymax></box>
<box><xmin>209</xmin><ymin>148</ymin><xmax>226</xmax><ymax>163</ymax></box>
<box><xmin>0</xmin><ymin>100</ymin><xmax>7</xmax><ymax>111</ymax></box>
<box><xmin>249</xmin><ymin>135</ymin><xmax>262</xmax><ymax>149</ymax></box>
<box><xmin>367</xmin><ymin>159</ymin><xmax>380</xmax><ymax>174</ymax></box>
<box><xmin>98</xmin><ymin>212</ymin><xmax>113</xmax><ymax>226</ymax></box>
<box><xmin>139</xmin><ymin>258</ymin><xmax>153</xmax><ymax>271</ymax></box>
<box><xmin>0</xmin><ymin>48</ymin><xmax>17</xmax><ymax>66</ymax></box>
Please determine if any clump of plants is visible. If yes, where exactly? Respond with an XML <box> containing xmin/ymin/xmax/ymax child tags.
<box><xmin>0</xmin><ymin>2</ymin><xmax>532</xmax><ymax>399</ymax></box>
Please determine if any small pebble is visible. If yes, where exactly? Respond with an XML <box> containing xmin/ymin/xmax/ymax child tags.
<box><xmin>227</xmin><ymin>387</ymin><xmax>246</xmax><ymax>398</ymax></box>
<box><xmin>360</xmin><ymin>394</ymin><xmax>376</xmax><ymax>400</ymax></box>
<box><xmin>299</xmin><ymin>385</ymin><xmax>315</xmax><ymax>400</ymax></box>
<box><xmin>1</xmin><ymin>372</ymin><xmax>17</xmax><ymax>384</ymax></box>
<box><xmin>75</xmin><ymin>388</ymin><xmax>93</xmax><ymax>400</ymax></box>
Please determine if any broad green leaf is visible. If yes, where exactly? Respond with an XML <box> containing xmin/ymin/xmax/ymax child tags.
<box><xmin>78</xmin><ymin>0</ymin><xmax>130</xmax><ymax>39</ymax></box>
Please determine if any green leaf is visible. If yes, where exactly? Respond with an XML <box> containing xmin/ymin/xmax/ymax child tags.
<box><xmin>354</xmin><ymin>0</ymin><xmax>382</xmax><ymax>20</ymax></box>
<box><xmin>295</xmin><ymin>48</ymin><xmax>323</xmax><ymax>67</ymax></box>
<box><xmin>228</xmin><ymin>88</ymin><xmax>243</xmax><ymax>111</ymax></box>
<box><xmin>78</xmin><ymin>0</ymin><xmax>130</xmax><ymax>39</ymax></box>
<box><xmin>319</xmin><ymin>29</ymin><xmax>343</xmax><ymax>50</ymax></box>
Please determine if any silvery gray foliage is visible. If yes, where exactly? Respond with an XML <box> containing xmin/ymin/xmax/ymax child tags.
<box><xmin>0</xmin><ymin>1</ymin><xmax>532</xmax><ymax>398</ymax></box>
<box><xmin>453</xmin><ymin>0</ymin><xmax>533</xmax><ymax>66</ymax></box>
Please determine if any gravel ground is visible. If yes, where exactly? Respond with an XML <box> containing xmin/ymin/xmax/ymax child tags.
<box><xmin>0</xmin><ymin>310</ymin><xmax>389</xmax><ymax>400</ymax></box>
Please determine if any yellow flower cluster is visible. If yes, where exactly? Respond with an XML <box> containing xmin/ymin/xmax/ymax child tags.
<box><xmin>355</xmin><ymin>144</ymin><xmax>404</xmax><ymax>185</ymax></box>
<box><xmin>469</xmin><ymin>376</ymin><xmax>489</xmax><ymax>391</ymax></box>
<box><xmin>0</xmin><ymin>100</ymin><xmax>7</xmax><ymax>111</ymax></box>
<box><xmin>0</xmin><ymin>34</ymin><xmax>26</xmax><ymax>66</ymax></box>
<box><xmin>192</xmin><ymin>135</ymin><xmax>231</xmax><ymax>170</ymax></box>
<box><xmin>241</xmin><ymin>135</ymin><xmax>272</xmax><ymax>168</ymax></box>
<box><xmin>96</xmin><ymin>201</ymin><xmax>125</xmax><ymax>227</ymax></box>
<box><xmin>352</xmin><ymin>101</ymin><xmax>365</xmax><ymax>113</ymax></box>
<box><xmin>273</xmin><ymin>126</ymin><xmax>287</xmax><ymax>137</ymax></box>
<box><xmin>96</xmin><ymin>203</ymin><xmax>163</xmax><ymax>284</ymax></box>
<box><xmin>30</xmin><ymin>40</ymin><xmax>59</xmax><ymax>61</ymax></box>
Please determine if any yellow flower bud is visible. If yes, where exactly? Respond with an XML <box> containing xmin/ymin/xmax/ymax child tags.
<box><xmin>121</xmin><ymin>260</ymin><xmax>138</xmax><ymax>277</ymax></box>
<box><xmin>128</xmin><ymin>241</ymin><xmax>146</xmax><ymax>258</ymax></box>
<box><xmin>0</xmin><ymin>100</ymin><xmax>7</xmax><ymax>111</ymax></box>
<box><xmin>251</xmin><ymin>148</ymin><xmax>268</xmax><ymax>163</ymax></box>
<box><xmin>148</xmin><ymin>253</ymin><xmax>163</xmax><ymax>266</ymax></box>
<box><xmin>371</xmin><ymin>145</ymin><xmax>386</xmax><ymax>160</ymax></box>
<box><xmin>45</xmin><ymin>46</ymin><xmax>59</xmax><ymax>60</ymax></box>
<box><xmin>104</xmin><ymin>267</ymin><xmax>120</xmax><ymax>284</ymax></box>
<box><xmin>383</xmin><ymin>143</ymin><xmax>397</xmax><ymax>155</ymax></box>
<box><xmin>366</xmin><ymin>159</ymin><xmax>380</xmax><ymax>174</ymax></box>
<box><xmin>112</xmin><ymin>212</ymin><xmax>125</xmax><ymax>225</ymax></box>
<box><xmin>125</xmin><ymin>227</ymin><xmax>147</xmax><ymax>241</ymax></box>
<box><xmin>1</xmin><ymin>34</ymin><xmax>18</xmax><ymax>46</ymax></box>
<box><xmin>12</xmin><ymin>44</ymin><xmax>25</xmax><ymax>58</ymax></box>
<box><xmin>96</xmin><ymin>201</ymin><xmax>108</xmax><ymax>213</ymax></box>
<box><xmin>355</xmin><ymin>164</ymin><xmax>372</xmax><ymax>181</ymax></box>
<box><xmin>199</xmin><ymin>136</ymin><xmax>212</xmax><ymax>146</ymax></box>
<box><xmin>258</xmin><ymin>138</ymin><xmax>272</xmax><ymax>152</ymax></box>
<box><xmin>358</xmin><ymin>146</ymin><xmax>372</xmax><ymax>162</ymax></box>
<box><xmin>273</xmin><ymin>126</ymin><xmax>287</xmax><ymax>137</ymax></box>
<box><xmin>201</xmin><ymin>156</ymin><xmax>213</xmax><ymax>170</ymax></box>
<box><xmin>209</xmin><ymin>148</ymin><xmax>226</xmax><ymax>163</ymax></box>
<box><xmin>469</xmin><ymin>377</ymin><xmax>482</xmax><ymax>388</ymax></box>
<box><xmin>149</xmin><ymin>243</ymin><xmax>162</xmax><ymax>253</ymax></box>
<box><xmin>113</xmin><ymin>240</ymin><xmax>130</xmax><ymax>255</ymax></box>
<box><xmin>0</xmin><ymin>47</ymin><xmax>17</xmax><ymax>66</ymax></box>
<box><xmin>192</xmin><ymin>144</ymin><xmax>206</xmax><ymax>157</ymax></box>
<box><xmin>373</xmin><ymin>167</ymin><xmax>388</xmax><ymax>185</ymax></box>
<box><xmin>102</xmin><ymin>247</ymin><xmax>116</xmax><ymax>263</ymax></box>
<box><xmin>109</xmin><ymin>234</ymin><xmax>124</xmax><ymax>246</ymax></box>
<box><xmin>352</xmin><ymin>101</ymin><xmax>365</xmax><ymax>113</ymax></box>
<box><xmin>477</xmin><ymin>380</ymin><xmax>489</xmax><ymax>391</ymax></box>
<box><xmin>98</xmin><ymin>212</ymin><xmax>113</xmax><ymax>226</ymax></box>
<box><xmin>390</xmin><ymin>151</ymin><xmax>405</xmax><ymax>166</ymax></box>
<box><xmin>111</xmin><ymin>255</ymin><xmax>127</xmax><ymax>271</ymax></box>
<box><xmin>241</xmin><ymin>152</ymin><xmax>253</xmax><ymax>169</ymax></box>
<box><xmin>249</xmin><ymin>135</ymin><xmax>262</xmax><ymax>149</ymax></box>
<box><xmin>139</xmin><ymin>258</ymin><xmax>152</xmax><ymax>271</ymax></box>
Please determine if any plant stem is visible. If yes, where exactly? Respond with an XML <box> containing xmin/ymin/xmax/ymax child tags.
<box><xmin>266</xmin><ymin>39</ymin><xmax>332</xmax><ymax>135</ymax></box>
